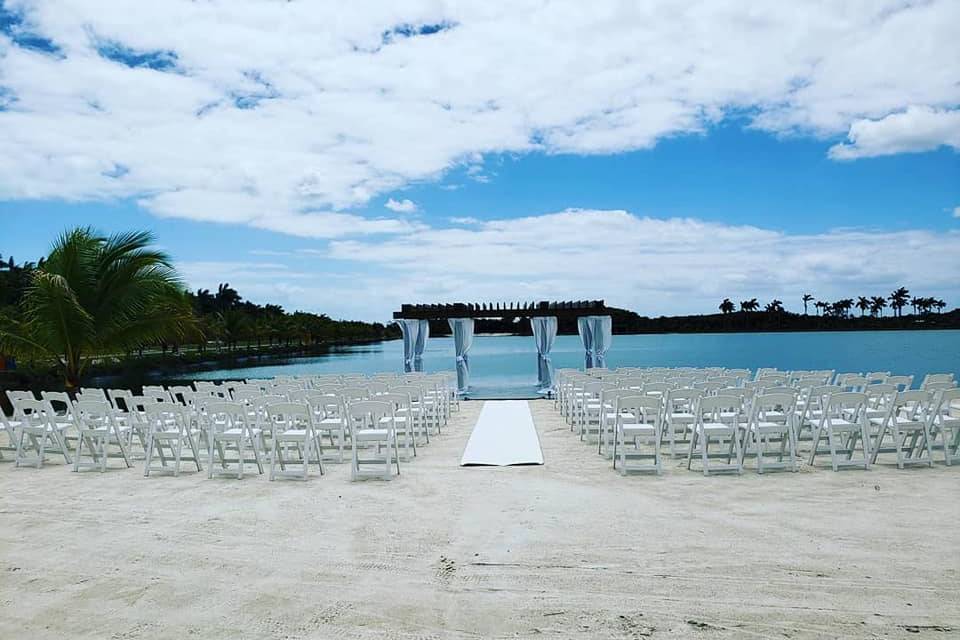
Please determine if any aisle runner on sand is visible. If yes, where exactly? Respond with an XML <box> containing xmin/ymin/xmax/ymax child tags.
<box><xmin>460</xmin><ymin>400</ymin><xmax>544</xmax><ymax>466</ymax></box>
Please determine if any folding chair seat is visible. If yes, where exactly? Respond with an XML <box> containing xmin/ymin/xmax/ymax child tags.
<box><xmin>267</xmin><ymin>402</ymin><xmax>323</xmax><ymax>481</ymax></box>
<box><xmin>143</xmin><ymin>404</ymin><xmax>203</xmax><ymax>477</ymax></box>
<box><xmin>613</xmin><ymin>395</ymin><xmax>662</xmax><ymax>474</ymax></box>
<box><xmin>741</xmin><ymin>391</ymin><xmax>798</xmax><ymax>473</ymax></box>
<box><xmin>927</xmin><ymin>389</ymin><xmax>960</xmax><ymax>465</ymax></box>
<box><xmin>202</xmin><ymin>402</ymin><xmax>263</xmax><ymax>479</ymax></box>
<box><xmin>13</xmin><ymin>398</ymin><xmax>72</xmax><ymax>468</ymax></box>
<box><xmin>686</xmin><ymin>394</ymin><xmax>744</xmax><ymax>475</ymax></box>
<box><xmin>808</xmin><ymin>392</ymin><xmax>870</xmax><ymax>471</ymax></box>
<box><xmin>72</xmin><ymin>400</ymin><xmax>132</xmax><ymax>472</ymax></box>
<box><xmin>347</xmin><ymin>400</ymin><xmax>400</xmax><ymax>481</ymax></box>
<box><xmin>869</xmin><ymin>391</ymin><xmax>935</xmax><ymax>468</ymax></box>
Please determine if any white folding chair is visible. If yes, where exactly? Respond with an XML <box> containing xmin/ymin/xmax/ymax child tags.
<box><xmin>926</xmin><ymin>389</ymin><xmax>960</xmax><ymax>465</ymax></box>
<box><xmin>347</xmin><ymin>400</ymin><xmax>400</xmax><ymax>481</ymax></box>
<box><xmin>202</xmin><ymin>401</ymin><xmax>264</xmax><ymax>479</ymax></box>
<box><xmin>663</xmin><ymin>388</ymin><xmax>701</xmax><ymax>457</ymax></box>
<box><xmin>72</xmin><ymin>400</ymin><xmax>132</xmax><ymax>472</ymax></box>
<box><xmin>267</xmin><ymin>402</ymin><xmax>322</xmax><ymax>481</ymax></box>
<box><xmin>869</xmin><ymin>390</ymin><xmax>935</xmax><ymax>468</ymax></box>
<box><xmin>741</xmin><ymin>391</ymin><xmax>798</xmax><ymax>473</ymax></box>
<box><xmin>686</xmin><ymin>394</ymin><xmax>743</xmax><ymax>475</ymax></box>
<box><xmin>143</xmin><ymin>404</ymin><xmax>203</xmax><ymax>477</ymax></box>
<box><xmin>378</xmin><ymin>392</ymin><xmax>417</xmax><ymax>461</ymax></box>
<box><xmin>612</xmin><ymin>395</ymin><xmax>662</xmax><ymax>475</ymax></box>
<box><xmin>808</xmin><ymin>392</ymin><xmax>870</xmax><ymax>471</ymax></box>
<box><xmin>295</xmin><ymin>390</ymin><xmax>347</xmax><ymax>463</ymax></box>
<box><xmin>13</xmin><ymin>398</ymin><xmax>72</xmax><ymax>468</ymax></box>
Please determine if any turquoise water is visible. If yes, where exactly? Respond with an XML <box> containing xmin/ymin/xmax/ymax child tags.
<box><xmin>194</xmin><ymin>331</ymin><xmax>960</xmax><ymax>398</ymax></box>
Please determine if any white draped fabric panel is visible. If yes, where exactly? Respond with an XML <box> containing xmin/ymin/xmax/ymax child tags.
<box><xmin>530</xmin><ymin>316</ymin><xmax>558</xmax><ymax>392</ymax></box>
<box><xmin>448</xmin><ymin>318</ymin><xmax>475</xmax><ymax>394</ymax></box>
<box><xmin>590</xmin><ymin>315</ymin><xmax>613</xmax><ymax>369</ymax></box>
<box><xmin>577</xmin><ymin>316</ymin><xmax>595</xmax><ymax>369</ymax></box>
<box><xmin>413</xmin><ymin>319</ymin><xmax>430</xmax><ymax>372</ymax></box>
<box><xmin>396</xmin><ymin>319</ymin><xmax>420</xmax><ymax>373</ymax></box>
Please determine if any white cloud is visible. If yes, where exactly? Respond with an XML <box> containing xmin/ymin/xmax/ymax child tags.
<box><xmin>449</xmin><ymin>216</ymin><xmax>481</xmax><ymax>225</ymax></box>
<box><xmin>0</xmin><ymin>1</ymin><xmax>958</xmax><ymax>234</ymax></box>
<box><xmin>184</xmin><ymin>209</ymin><xmax>955</xmax><ymax>321</ymax></box>
<box><xmin>384</xmin><ymin>197</ymin><xmax>418</xmax><ymax>213</ymax></box>
<box><xmin>829</xmin><ymin>107</ymin><xmax>960</xmax><ymax>160</ymax></box>
<box><xmin>954</xmin><ymin>206</ymin><xmax>960</xmax><ymax>218</ymax></box>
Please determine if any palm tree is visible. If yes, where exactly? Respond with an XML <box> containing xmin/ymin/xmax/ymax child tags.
<box><xmin>214</xmin><ymin>283</ymin><xmax>241</xmax><ymax>312</ymax></box>
<box><xmin>870</xmin><ymin>296</ymin><xmax>887</xmax><ymax>317</ymax></box>
<box><xmin>933</xmin><ymin>299</ymin><xmax>946</xmax><ymax>313</ymax></box>
<box><xmin>802</xmin><ymin>293</ymin><xmax>814</xmax><ymax>315</ymax></box>
<box><xmin>834</xmin><ymin>298</ymin><xmax>854</xmax><ymax>318</ymax></box>
<box><xmin>218</xmin><ymin>309</ymin><xmax>250</xmax><ymax>351</ymax></box>
<box><xmin>814</xmin><ymin>300</ymin><xmax>827</xmax><ymax>316</ymax></box>
<box><xmin>740</xmin><ymin>298</ymin><xmax>759</xmax><ymax>312</ymax></box>
<box><xmin>765</xmin><ymin>299</ymin><xmax>784</xmax><ymax>313</ymax></box>
<box><xmin>0</xmin><ymin>228</ymin><xmax>197</xmax><ymax>390</ymax></box>
<box><xmin>889</xmin><ymin>287</ymin><xmax>909</xmax><ymax>317</ymax></box>
<box><xmin>719</xmin><ymin>298</ymin><xmax>735</xmax><ymax>314</ymax></box>
<box><xmin>856</xmin><ymin>296</ymin><xmax>870</xmax><ymax>317</ymax></box>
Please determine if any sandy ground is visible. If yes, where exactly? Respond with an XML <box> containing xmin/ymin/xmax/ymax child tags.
<box><xmin>1</xmin><ymin>399</ymin><xmax>958</xmax><ymax>639</ymax></box>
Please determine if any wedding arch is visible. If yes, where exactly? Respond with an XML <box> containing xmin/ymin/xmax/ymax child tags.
<box><xmin>392</xmin><ymin>300</ymin><xmax>613</xmax><ymax>395</ymax></box>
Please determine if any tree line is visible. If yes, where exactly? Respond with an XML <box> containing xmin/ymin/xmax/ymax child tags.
<box><xmin>0</xmin><ymin>230</ymin><xmax>397</xmax><ymax>389</ymax></box>
<box><xmin>719</xmin><ymin>287</ymin><xmax>947</xmax><ymax>318</ymax></box>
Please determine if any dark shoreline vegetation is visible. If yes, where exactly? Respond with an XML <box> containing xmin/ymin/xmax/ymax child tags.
<box><xmin>1</xmin><ymin>228</ymin><xmax>957</xmax><ymax>397</ymax></box>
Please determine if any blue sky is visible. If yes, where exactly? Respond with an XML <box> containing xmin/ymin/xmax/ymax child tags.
<box><xmin>1</xmin><ymin>1</ymin><xmax>958</xmax><ymax>320</ymax></box>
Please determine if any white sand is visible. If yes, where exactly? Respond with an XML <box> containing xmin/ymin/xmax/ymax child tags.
<box><xmin>1</xmin><ymin>399</ymin><xmax>958</xmax><ymax>639</ymax></box>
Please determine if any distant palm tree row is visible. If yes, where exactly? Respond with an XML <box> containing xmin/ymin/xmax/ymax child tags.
<box><xmin>721</xmin><ymin>287</ymin><xmax>947</xmax><ymax>318</ymax></box>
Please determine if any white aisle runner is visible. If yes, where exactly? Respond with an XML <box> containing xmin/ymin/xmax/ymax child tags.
<box><xmin>460</xmin><ymin>400</ymin><xmax>544</xmax><ymax>466</ymax></box>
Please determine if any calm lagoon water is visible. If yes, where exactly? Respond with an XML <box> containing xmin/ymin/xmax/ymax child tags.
<box><xmin>194</xmin><ymin>331</ymin><xmax>960</xmax><ymax>398</ymax></box>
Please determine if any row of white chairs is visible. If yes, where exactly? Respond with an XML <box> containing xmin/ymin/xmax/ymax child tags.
<box><xmin>0</xmin><ymin>372</ymin><xmax>459</xmax><ymax>482</ymax></box>
<box><xmin>553</xmin><ymin>367</ymin><xmax>959</xmax><ymax>475</ymax></box>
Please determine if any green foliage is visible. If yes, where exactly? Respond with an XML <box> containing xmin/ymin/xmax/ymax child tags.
<box><xmin>0</xmin><ymin>228</ymin><xmax>196</xmax><ymax>388</ymax></box>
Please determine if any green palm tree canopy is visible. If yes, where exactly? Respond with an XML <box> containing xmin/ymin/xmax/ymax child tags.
<box><xmin>0</xmin><ymin>227</ymin><xmax>197</xmax><ymax>389</ymax></box>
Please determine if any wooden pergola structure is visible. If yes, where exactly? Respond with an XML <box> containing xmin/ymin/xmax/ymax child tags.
<box><xmin>392</xmin><ymin>300</ymin><xmax>609</xmax><ymax>320</ymax></box>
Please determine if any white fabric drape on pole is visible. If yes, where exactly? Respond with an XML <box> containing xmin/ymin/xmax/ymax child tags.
<box><xmin>530</xmin><ymin>316</ymin><xmax>558</xmax><ymax>392</ymax></box>
<box><xmin>413</xmin><ymin>319</ymin><xmax>430</xmax><ymax>372</ymax></box>
<box><xmin>577</xmin><ymin>316</ymin><xmax>595</xmax><ymax>369</ymax></box>
<box><xmin>448</xmin><ymin>318</ymin><xmax>474</xmax><ymax>395</ymax></box>
<box><xmin>590</xmin><ymin>315</ymin><xmax>613</xmax><ymax>369</ymax></box>
<box><xmin>396</xmin><ymin>319</ymin><xmax>420</xmax><ymax>373</ymax></box>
